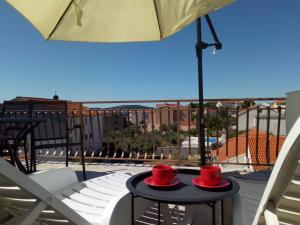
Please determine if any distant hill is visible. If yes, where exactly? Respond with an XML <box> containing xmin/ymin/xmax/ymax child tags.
<box><xmin>106</xmin><ymin>105</ymin><xmax>154</xmax><ymax>110</ymax></box>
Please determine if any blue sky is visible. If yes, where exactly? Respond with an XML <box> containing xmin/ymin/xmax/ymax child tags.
<box><xmin>0</xmin><ymin>0</ymin><xmax>300</xmax><ymax>102</ymax></box>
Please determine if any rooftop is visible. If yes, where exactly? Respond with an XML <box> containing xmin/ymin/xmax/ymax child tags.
<box><xmin>0</xmin><ymin>97</ymin><xmax>290</xmax><ymax>225</ymax></box>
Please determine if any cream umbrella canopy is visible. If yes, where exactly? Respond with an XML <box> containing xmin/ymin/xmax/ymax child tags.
<box><xmin>6</xmin><ymin>0</ymin><xmax>233</xmax><ymax>42</ymax></box>
<box><xmin>6</xmin><ymin>0</ymin><xmax>234</xmax><ymax>172</ymax></box>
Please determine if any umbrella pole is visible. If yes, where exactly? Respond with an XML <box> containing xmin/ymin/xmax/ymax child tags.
<box><xmin>196</xmin><ymin>15</ymin><xmax>223</xmax><ymax>166</ymax></box>
<box><xmin>196</xmin><ymin>17</ymin><xmax>206</xmax><ymax>166</ymax></box>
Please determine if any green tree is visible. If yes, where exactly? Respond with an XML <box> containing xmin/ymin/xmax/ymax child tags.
<box><xmin>241</xmin><ymin>100</ymin><xmax>255</xmax><ymax>108</ymax></box>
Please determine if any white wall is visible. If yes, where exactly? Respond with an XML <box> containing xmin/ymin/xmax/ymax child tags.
<box><xmin>69</xmin><ymin>116</ymin><xmax>103</xmax><ymax>154</ymax></box>
<box><xmin>238</xmin><ymin>109</ymin><xmax>286</xmax><ymax>135</ymax></box>
<box><xmin>286</xmin><ymin>90</ymin><xmax>300</xmax><ymax>134</ymax></box>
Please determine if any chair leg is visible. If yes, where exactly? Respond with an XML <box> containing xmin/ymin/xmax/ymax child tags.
<box><xmin>2</xmin><ymin>217</ymin><xmax>18</xmax><ymax>225</ymax></box>
<box><xmin>14</xmin><ymin>201</ymin><xmax>47</xmax><ymax>225</ymax></box>
<box><xmin>160</xmin><ymin>203</ymin><xmax>173</xmax><ymax>225</ymax></box>
<box><xmin>6</xmin><ymin>141</ymin><xmax>16</xmax><ymax>166</ymax></box>
<box><xmin>24</xmin><ymin>138</ymin><xmax>30</xmax><ymax>172</ymax></box>
<box><xmin>160</xmin><ymin>204</ymin><xmax>195</xmax><ymax>225</ymax></box>
<box><xmin>178</xmin><ymin>205</ymin><xmax>195</xmax><ymax>225</ymax></box>
<box><xmin>264</xmin><ymin>202</ymin><xmax>279</xmax><ymax>225</ymax></box>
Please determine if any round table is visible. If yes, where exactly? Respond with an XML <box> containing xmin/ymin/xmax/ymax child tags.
<box><xmin>126</xmin><ymin>168</ymin><xmax>239</xmax><ymax>225</ymax></box>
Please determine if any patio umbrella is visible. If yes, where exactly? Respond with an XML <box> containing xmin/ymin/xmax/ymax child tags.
<box><xmin>6</xmin><ymin>0</ymin><xmax>234</xmax><ymax>173</ymax></box>
<box><xmin>6</xmin><ymin>0</ymin><xmax>233</xmax><ymax>42</ymax></box>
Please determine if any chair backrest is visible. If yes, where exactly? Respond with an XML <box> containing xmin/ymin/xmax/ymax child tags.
<box><xmin>1</xmin><ymin>101</ymin><xmax>33</xmax><ymax>140</ymax></box>
<box><xmin>0</xmin><ymin>158</ymin><xmax>90</xmax><ymax>225</ymax></box>
<box><xmin>2</xmin><ymin>100</ymin><xmax>69</xmax><ymax>140</ymax></box>
<box><xmin>252</xmin><ymin>117</ymin><xmax>300</xmax><ymax>225</ymax></box>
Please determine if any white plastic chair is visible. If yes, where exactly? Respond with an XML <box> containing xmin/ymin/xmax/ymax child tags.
<box><xmin>0</xmin><ymin>159</ymin><xmax>151</xmax><ymax>225</ymax></box>
<box><xmin>252</xmin><ymin>117</ymin><xmax>300</xmax><ymax>225</ymax></box>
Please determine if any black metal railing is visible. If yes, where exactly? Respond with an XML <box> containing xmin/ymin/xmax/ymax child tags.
<box><xmin>1</xmin><ymin>98</ymin><xmax>286</xmax><ymax>169</ymax></box>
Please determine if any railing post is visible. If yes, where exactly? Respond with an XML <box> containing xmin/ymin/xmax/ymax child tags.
<box><xmin>143</xmin><ymin>110</ymin><xmax>147</xmax><ymax>153</ymax></box>
<box><xmin>255</xmin><ymin>106</ymin><xmax>260</xmax><ymax>167</ymax></box>
<box><xmin>65</xmin><ymin>101</ymin><xmax>70</xmax><ymax>167</ymax></box>
<box><xmin>96</xmin><ymin>110</ymin><xmax>101</xmax><ymax>157</ymax></box>
<box><xmin>159</xmin><ymin>109</ymin><xmax>163</xmax><ymax>158</ymax></box>
<box><xmin>151</xmin><ymin>110</ymin><xmax>155</xmax><ymax>155</ymax></box>
<box><xmin>276</xmin><ymin>106</ymin><xmax>282</xmax><ymax>158</ymax></box>
<box><xmin>206</xmin><ymin>109</ymin><xmax>210</xmax><ymax>152</ymax></box>
<box><xmin>245</xmin><ymin>108</ymin><xmax>250</xmax><ymax>164</ymax></box>
<box><xmin>89</xmin><ymin>110</ymin><xmax>95</xmax><ymax>154</ymax></box>
<box><xmin>176</xmin><ymin>101</ymin><xmax>181</xmax><ymax>165</ymax></box>
<box><xmin>79</xmin><ymin>103</ymin><xmax>86</xmax><ymax>181</ymax></box>
<box><xmin>168</xmin><ymin>109</ymin><xmax>171</xmax><ymax>157</ymax></box>
<box><xmin>188</xmin><ymin>108</ymin><xmax>191</xmax><ymax>157</ymax></box>
<box><xmin>225</xmin><ymin>107</ymin><xmax>229</xmax><ymax>162</ymax></box>
<box><xmin>235</xmin><ymin>106</ymin><xmax>239</xmax><ymax>163</ymax></box>
<box><xmin>266</xmin><ymin>107</ymin><xmax>271</xmax><ymax>166</ymax></box>
<box><xmin>127</xmin><ymin>110</ymin><xmax>131</xmax><ymax>155</ymax></box>
<box><xmin>215</xmin><ymin>108</ymin><xmax>219</xmax><ymax>162</ymax></box>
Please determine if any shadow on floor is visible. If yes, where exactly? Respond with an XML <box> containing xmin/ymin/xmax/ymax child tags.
<box><xmin>76</xmin><ymin>169</ymin><xmax>133</xmax><ymax>182</ymax></box>
<box><xmin>232</xmin><ymin>170</ymin><xmax>270</xmax><ymax>225</ymax></box>
<box><xmin>233</xmin><ymin>170</ymin><xmax>271</xmax><ymax>182</ymax></box>
<box><xmin>76</xmin><ymin>171</ymin><xmax>109</xmax><ymax>182</ymax></box>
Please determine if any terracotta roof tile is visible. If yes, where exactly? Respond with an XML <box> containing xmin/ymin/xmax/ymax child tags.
<box><xmin>248</xmin><ymin>136</ymin><xmax>285</xmax><ymax>170</ymax></box>
<box><xmin>211</xmin><ymin>135</ymin><xmax>246</xmax><ymax>161</ymax></box>
<box><xmin>211</xmin><ymin>128</ymin><xmax>266</xmax><ymax>162</ymax></box>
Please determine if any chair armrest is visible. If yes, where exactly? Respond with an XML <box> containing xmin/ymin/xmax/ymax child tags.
<box><xmin>29</xmin><ymin>167</ymin><xmax>79</xmax><ymax>193</ymax></box>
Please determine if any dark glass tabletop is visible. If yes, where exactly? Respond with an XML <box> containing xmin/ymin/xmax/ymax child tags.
<box><xmin>126</xmin><ymin>169</ymin><xmax>239</xmax><ymax>204</ymax></box>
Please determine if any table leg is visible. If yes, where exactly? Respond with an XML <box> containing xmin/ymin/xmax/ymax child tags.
<box><xmin>207</xmin><ymin>202</ymin><xmax>216</xmax><ymax>225</ymax></box>
<box><xmin>221</xmin><ymin>200</ymin><xmax>224</xmax><ymax>225</ymax></box>
<box><xmin>158</xmin><ymin>202</ymin><xmax>161</xmax><ymax>225</ymax></box>
<box><xmin>213</xmin><ymin>202</ymin><xmax>216</xmax><ymax>225</ymax></box>
<box><xmin>131</xmin><ymin>193</ymin><xmax>134</xmax><ymax>225</ymax></box>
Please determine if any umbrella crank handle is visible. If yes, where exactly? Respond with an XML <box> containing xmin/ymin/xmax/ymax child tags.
<box><xmin>196</xmin><ymin>42</ymin><xmax>222</xmax><ymax>50</ymax></box>
<box><xmin>206</xmin><ymin>42</ymin><xmax>222</xmax><ymax>50</ymax></box>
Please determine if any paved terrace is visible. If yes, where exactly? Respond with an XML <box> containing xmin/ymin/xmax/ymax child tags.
<box><xmin>36</xmin><ymin>161</ymin><xmax>270</xmax><ymax>225</ymax></box>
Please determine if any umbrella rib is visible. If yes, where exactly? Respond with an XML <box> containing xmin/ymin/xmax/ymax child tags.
<box><xmin>152</xmin><ymin>0</ymin><xmax>162</xmax><ymax>39</ymax></box>
<box><xmin>47</xmin><ymin>0</ymin><xmax>73</xmax><ymax>40</ymax></box>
